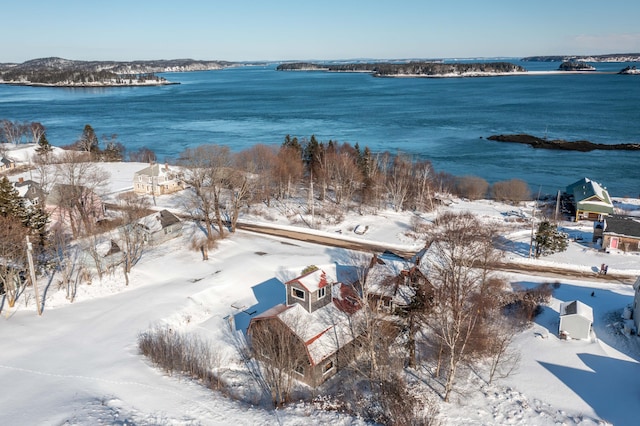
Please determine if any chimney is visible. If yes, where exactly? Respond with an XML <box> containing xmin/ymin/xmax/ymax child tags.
<box><xmin>165</xmin><ymin>161</ymin><xmax>169</xmax><ymax>172</ymax></box>
<box><xmin>18</xmin><ymin>177</ymin><xmax>24</xmax><ymax>183</ymax></box>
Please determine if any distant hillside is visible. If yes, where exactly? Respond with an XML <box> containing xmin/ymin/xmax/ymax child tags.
<box><xmin>522</xmin><ymin>53</ymin><xmax>640</xmax><ymax>62</ymax></box>
<box><xmin>277</xmin><ymin>61</ymin><xmax>527</xmax><ymax>77</ymax></box>
<box><xmin>0</xmin><ymin>57</ymin><xmax>234</xmax><ymax>86</ymax></box>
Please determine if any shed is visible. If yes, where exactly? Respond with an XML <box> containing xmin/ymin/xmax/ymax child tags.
<box><xmin>559</xmin><ymin>300</ymin><xmax>593</xmax><ymax>340</ymax></box>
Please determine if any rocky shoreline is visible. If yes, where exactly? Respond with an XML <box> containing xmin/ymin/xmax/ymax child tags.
<box><xmin>487</xmin><ymin>134</ymin><xmax>640</xmax><ymax>152</ymax></box>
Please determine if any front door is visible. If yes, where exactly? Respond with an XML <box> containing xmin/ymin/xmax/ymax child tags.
<box><xmin>610</xmin><ymin>237</ymin><xmax>619</xmax><ymax>249</ymax></box>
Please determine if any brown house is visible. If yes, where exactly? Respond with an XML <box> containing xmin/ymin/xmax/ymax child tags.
<box><xmin>248</xmin><ymin>267</ymin><xmax>362</xmax><ymax>387</ymax></box>
<box><xmin>364</xmin><ymin>253</ymin><xmax>428</xmax><ymax>313</ymax></box>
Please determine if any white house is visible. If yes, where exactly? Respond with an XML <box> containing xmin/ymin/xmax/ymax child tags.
<box><xmin>136</xmin><ymin>209</ymin><xmax>183</xmax><ymax>244</ymax></box>
<box><xmin>559</xmin><ymin>300</ymin><xmax>593</xmax><ymax>340</ymax></box>
<box><xmin>133</xmin><ymin>163</ymin><xmax>184</xmax><ymax>196</ymax></box>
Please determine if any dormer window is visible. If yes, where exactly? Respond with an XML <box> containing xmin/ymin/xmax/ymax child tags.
<box><xmin>317</xmin><ymin>287</ymin><xmax>326</xmax><ymax>299</ymax></box>
<box><xmin>291</xmin><ymin>287</ymin><xmax>305</xmax><ymax>301</ymax></box>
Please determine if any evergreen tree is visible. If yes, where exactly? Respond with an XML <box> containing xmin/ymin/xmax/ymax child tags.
<box><xmin>35</xmin><ymin>132</ymin><xmax>53</xmax><ymax>155</ymax></box>
<box><xmin>79</xmin><ymin>124</ymin><xmax>99</xmax><ymax>153</ymax></box>
<box><xmin>534</xmin><ymin>221</ymin><xmax>568</xmax><ymax>258</ymax></box>
<box><xmin>24</xmin><ymin>205</ymin><xmax>50</xmax><ymax>250</ymax></box>
<box><xmin>282</xmin><ymin>134</ymin><xmax>301</xmax><ymax>151</ymax></box>
<box><xmin>0</xmin><ymin>176</ymin><xmax>23</xmax><ymax>218</ymax></box>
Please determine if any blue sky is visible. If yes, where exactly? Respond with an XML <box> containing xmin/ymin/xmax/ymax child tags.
<box><xmin>3</xmin><ymin>0</ymin><xmax>640</xmax><ymax>62</ymax></box>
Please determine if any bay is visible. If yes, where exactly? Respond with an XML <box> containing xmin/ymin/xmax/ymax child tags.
<box><xmin>1</xmin><ymin>60</ymin><xmax>639</xmax><ymax>197</ymax></box>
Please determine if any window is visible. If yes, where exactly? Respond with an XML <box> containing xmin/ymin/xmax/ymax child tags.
<box><xmin>322</xmin><ymin>360</ymin><xmax>334</xmax><ymax>375</ymax></box>
<box><xmin>291</xmin><ymin>287</ymin><xmax>305</xmax><ymax>301</ymax></box>
<box><xmin>293</xmin><ymin>364</ymin><xmax>305</xmax><ymax>376</ymax></box>
<box><xmin>317</xmin><ymin>287</ymin><xmax>326</xmax><ymax>299</ymax></box>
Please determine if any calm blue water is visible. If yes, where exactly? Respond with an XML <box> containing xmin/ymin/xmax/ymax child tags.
<box><xmin>1</xmin><ymin>60</ymin><xmax>639</xmax><ymax>196</ymax></box>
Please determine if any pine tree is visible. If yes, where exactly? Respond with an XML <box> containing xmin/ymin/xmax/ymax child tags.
<box><xmin>534</xmin><ymin>221</ymin><xmax>568</xmax><ymax>258</ymax></box>
<box><xmin>24</xmin><ymin>205</ymin><xmax>50</xmax><ymax>249</ymax></box>
<box><xmin>0</xmin><ymin>176</ymin><xmax>23</xmax><ymax>218</ymax></box>
<box><xmin>35</xmin><ymin>132</ymin><xmax>53</xmax><ymax>155</ymax></box>
<box><xmin>79</xmin><ymin>124</ymin><xmax>99</xmax><ymax>153</ymax></box>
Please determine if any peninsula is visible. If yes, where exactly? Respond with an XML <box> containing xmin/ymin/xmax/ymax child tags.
<box><xmin>487</xmin><ymin>134</ymin><xmax>640</xmax><ymax>152</ymax></box>
<box><xmin>0</xmin><ymin>57</ymin><xmax>233</xmax><ymax>87</ymax></box>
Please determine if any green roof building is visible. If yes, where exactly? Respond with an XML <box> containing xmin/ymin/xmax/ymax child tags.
<box><xmin>566</xmin><ymin>177</ymin><xmax>614</xmax><ymax>221</ymax></box>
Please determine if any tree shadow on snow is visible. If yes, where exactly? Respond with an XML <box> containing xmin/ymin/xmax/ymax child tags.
<box><xmin>495</xmin><ymin>236</ymin><xmax>531</xmax><ymax>257</ymax></box>
<box><xmin>512</xmin><ymin>280</ymin><xmax>640</xmax><ymax>361</ymax></box>
<box><xmin>539</xmin><ymin>354</ymin><xmax>640</xmax><ymax>425</ymax></box>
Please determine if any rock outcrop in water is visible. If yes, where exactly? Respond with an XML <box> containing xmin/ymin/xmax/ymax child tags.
<box><xmin>487</xmin><ymin>134</ymin><xmax>640</xmax><ymax>152</ymax></box>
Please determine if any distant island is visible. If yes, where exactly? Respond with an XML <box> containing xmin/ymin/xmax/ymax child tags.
<box><xmin>277</xmin><ymin>61</ymin><xmax>527</xmax><ymax>77</ymax></box>
<box><xmin>558</xmin><ymin>61</ymin><xmax>596</xmax><ymax>71</ymax></box>
<box><xmin>0</xmin><ymin>57</ymin><xmax>234</xmax><ymax>87</ymax></box>
<box><xmin>522</xmin><ymin>53</ymin><xmax>640</xmax><ymax>62</ymax></box>
<box><xmin>487</xmin><ymin>134</ymin><xmax>640</xmax><ymax>152</ymax></box>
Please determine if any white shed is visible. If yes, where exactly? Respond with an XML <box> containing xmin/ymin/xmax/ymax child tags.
<box><xmin>559</xmin><ymin>300</ymin><xmax>593</xmax><ymax>340</ymax></box>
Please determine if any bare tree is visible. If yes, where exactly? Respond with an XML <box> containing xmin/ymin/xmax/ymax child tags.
<box><xmin>115</xmin><ymin>192</ymin><xmax>151</xmax><ymax>285</ymax></box>
<box><xmin>411</xmin><ymin>159</ymin><xmax>437</xmax><ymax>211</ymax></box>
<box><xmin>272</xmin><ymin>145</ymin><xmax>303</xmax><ymax>200</ymax></box>
<box><xmin>327</xmin><ymin>150</ymin><xmax>362</xmax><ymax>207</ymax></box>
<box><xmin>179</xmin><ymin>145</ymin><xmax>231</xmax><ymax>241</ymax></box>
<box><xmin>422</xmin><ymin>211</ymin><xmax>504</xmax><ymax>401</ymax></box>
<box><xmin>248</xmin><ymin>317</ymin><xmax>309</xmax><ymax>407</ymax></box>
<box><xmin>227</xmin><ymin>169</ymin><xmax>252</xmax><ymax>233</ymax></box>
<box><xmin>234</xmin><ymin>144</ymin><xmax>278</xmax><ymax>206</ymax></box>
<box><xmin>128</xmin><ymin>146</ymin><xmax>157</xmax><ymax>163</ymax></box>
<box><xmin>29</xmin><ymin>122</ymin><xmax>46</xmax><ymax>144</ymax></box>
<box><xmin>0</xmin><ymin>215</ymin><xmax>28</xmax><ymax>308</ymax></box>
<box><xmin>51</xmin><ymin>152</ymin><xmax>110</xmax><ymax>238</ymax></box>
<box><xmin>491</xmin><ymin>179</ymin><xmax>531</xmax><ymax>204</ymax></box>
<box><xmin>1</xmin><ymin>119</ymin><xmax>26</xmax><ymax>144</ymax></box>
<box><xmin>454</xmin><ymin>175</ymin><xmax>489</xmax><ymax>200</ymax></box>
<box><xmin>484</xmin><ymin>312</ymin><xmax>521</xmax><ymax>384</ymax></box>
<box><xmin>385</xmin><ymin>154</ymin><xmax>412</xmax><ymax>211</ymax></box>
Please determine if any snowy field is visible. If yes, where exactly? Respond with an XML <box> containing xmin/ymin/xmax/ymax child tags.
<box><xmin>1</xmin><ymin>149</ymin><xmax>640</xmax><ymax>425</ymax></box>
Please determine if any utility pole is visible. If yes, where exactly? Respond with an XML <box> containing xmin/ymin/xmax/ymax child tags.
<box><xmin>529</xmin><ymin>187</ymin><xmax>542</xmax><ymax>259</ymax></box>
<box><xmin>26</xmin><ymin>235</ymin><xmax>42</xmax><ymax>315</ymax></box>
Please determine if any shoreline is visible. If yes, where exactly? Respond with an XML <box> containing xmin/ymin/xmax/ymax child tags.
<box><xmin>0</xmin><ymin>80</ymin><xmax>179</xmax><ymax>87</ymax></box>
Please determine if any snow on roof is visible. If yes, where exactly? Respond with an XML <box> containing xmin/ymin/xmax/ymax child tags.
<box><xmin>366</xmin><ymin>255</ymin><xmax>415</xmax><ymax>305</ymax></box>
<box><xmin>138</xmin><ymin>209</ymin><xmax>181</xmax><ymax>233</ymax></box>
<box><xmin>134</xmin><ymin>162</ymin><xmax>174</xmax><ymax>178</ymax></box>
<box><xmin>567</xmin><ymin>177</ymin><xmax>613</xmax><ymax>210</ymax></box>
<box><xmin>278</xmin><ymin>300</ymin><xmax>360</xmax><ymax>365</ymax></box>
<box><xmin>286</xmin><ymin>265</ymin><xmax>336</xmax><ymax>292</ymax></box>
<box><xmin>95</xmin><ymin>240</ymin><xmax>120</xmax><ymax>257</ymax></box>
<box><xmin>559</xmin><ymin>300</ymin><xmax>593</xmax><ymax>322</ymax></box>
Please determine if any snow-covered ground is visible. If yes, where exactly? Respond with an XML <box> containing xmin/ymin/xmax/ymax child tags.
<box><xmin>1</xmin><ymin>148</ymin><xmax>640</xmax><ymax>425</ymax></box>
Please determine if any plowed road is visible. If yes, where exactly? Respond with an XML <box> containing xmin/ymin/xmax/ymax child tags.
<box><xmin>236</xmin><ymin>221</ymin><xmax>636</xmax><ymax>284</ymax></box>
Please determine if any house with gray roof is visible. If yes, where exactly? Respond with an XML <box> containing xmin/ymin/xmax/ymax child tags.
<box><xmin>601</xmin><ymin>215</ymin><xmax>640</xmax><ymax>252</ymax></box>
<box><xmin>136</xmin><ymin>209</ymin><xmax>183</xmax><ymax>244</ymax></box>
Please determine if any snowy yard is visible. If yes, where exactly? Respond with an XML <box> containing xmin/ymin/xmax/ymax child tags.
<box><xmin>1</xmin><ymin>155</ymin><xmax>640</xmax><ymax>425</ymax></box>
